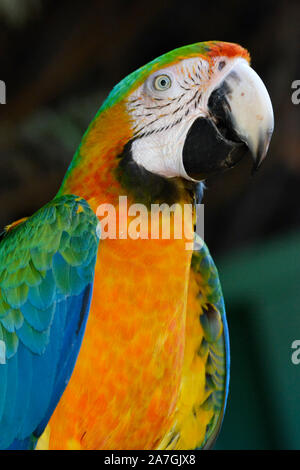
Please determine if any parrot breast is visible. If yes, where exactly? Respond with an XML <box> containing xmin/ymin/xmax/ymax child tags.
<box><xmin>46</xmin><ymin>207</ymin><xmax>194</xmax><ymax>450</ymax></box>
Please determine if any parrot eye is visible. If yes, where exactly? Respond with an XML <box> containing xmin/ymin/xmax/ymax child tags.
<box><xmin>153</xmin><ymin>74</ymin><xmax>172</xmax><ymax>91</ymax></box>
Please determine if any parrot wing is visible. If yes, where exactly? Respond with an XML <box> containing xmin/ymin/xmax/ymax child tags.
<box><xmin>0</xmin><ymin>195</ymin><xmax>100</xmax><ymax>449</ymax></box>
<box><xmin>157</xmin><ymin>235</ymin><xmax>229</xmax><ymax>450</ymax></box>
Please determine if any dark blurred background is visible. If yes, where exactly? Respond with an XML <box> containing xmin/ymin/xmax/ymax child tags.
<box><xmin>0</xmin><ymin>0</ymin><xmax>299</xmax><ymax>449</ymax></box>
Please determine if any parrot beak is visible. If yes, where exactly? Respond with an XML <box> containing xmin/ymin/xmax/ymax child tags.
<box><xmin>182</xmin><ymin>59</ymin><xmax>274</xmax><ymax>180</ymax></box>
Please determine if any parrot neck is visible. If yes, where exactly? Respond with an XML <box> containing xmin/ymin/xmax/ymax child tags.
<box><xmin>57</xmin><ymin>101</ymin><xmax>132</xmax><ymax>211</ymax></box>
<box><xmin>58</xmin><ymin>101</ymin><xmax>198</xmax><ymax>212</ymax></box>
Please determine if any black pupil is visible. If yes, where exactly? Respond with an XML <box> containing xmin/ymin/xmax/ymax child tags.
<box><xmin>160</xmin><ymin>78</ymin><xmax>167</xmax><ymax>87</ymax></box>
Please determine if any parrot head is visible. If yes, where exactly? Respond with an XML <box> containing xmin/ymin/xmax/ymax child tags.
<box><xmin>61</xmin><ymin>41</ymin><xmax>274</xmax><ymax>203</ymax></box>
<box><xmin>102</xmin><ymin>41</ymin><xmax>274</xmax><ymax>182</ymax></box>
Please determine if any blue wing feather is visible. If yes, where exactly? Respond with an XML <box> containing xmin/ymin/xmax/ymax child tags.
<box><xmin>34</xmin><ymin>283</ymin><xmax>94</xmax><ymax>437</ymax></box>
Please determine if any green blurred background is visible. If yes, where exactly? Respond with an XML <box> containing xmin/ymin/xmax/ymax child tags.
<box><xmin>0</xmin><ymin>0</ymin><xmax>299</xmax><ymax>449</ymax></box>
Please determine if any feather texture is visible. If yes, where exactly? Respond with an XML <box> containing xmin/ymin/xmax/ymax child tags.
<box><xmin>157</xmin><ymin>236</ymin><xmax>229</xmax><ymax>449</ymax></box>
<box><xmin>0</xmin><ymin>195</ymin><xmax>99</xmax><ymax>449</ymax></box>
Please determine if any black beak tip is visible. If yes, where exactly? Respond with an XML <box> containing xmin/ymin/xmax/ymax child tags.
<box><xmin>251</xmin><ymin>159</ymin><xmax>262</xmax><ymax>175</ymax></box>
<box><xmin>251</xmin><ymin>129</ymin><xmax>273</xmax><ymax>175</ymax></box>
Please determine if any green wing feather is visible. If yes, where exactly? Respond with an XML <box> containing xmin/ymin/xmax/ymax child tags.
<box><xmin>192</xmin><ymin>237</ymin><xmax>230</xmax><ymax>449</ymax></box>
<box><xmin>0</xmin><ymin>194</ymin><xmax>100</xmax><ymax>449</ymax></box>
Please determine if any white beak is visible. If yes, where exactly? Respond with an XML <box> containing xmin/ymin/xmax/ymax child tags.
<box><xmin>224</xmin><ymin>58</ymin><xmax>274</xmax><ymax>168</ymax></box>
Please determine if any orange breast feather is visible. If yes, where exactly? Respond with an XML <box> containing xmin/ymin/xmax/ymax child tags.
<box><xmin>45</xmin><ymin>208</ymin><xmax>193</xmax><ymax>450</ymax></box>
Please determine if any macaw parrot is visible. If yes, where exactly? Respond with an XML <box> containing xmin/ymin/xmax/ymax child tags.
<box><xmin>0</xmin><ymin>41</ymin><xmax>273</xmax><ymax>450</ymax></box>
